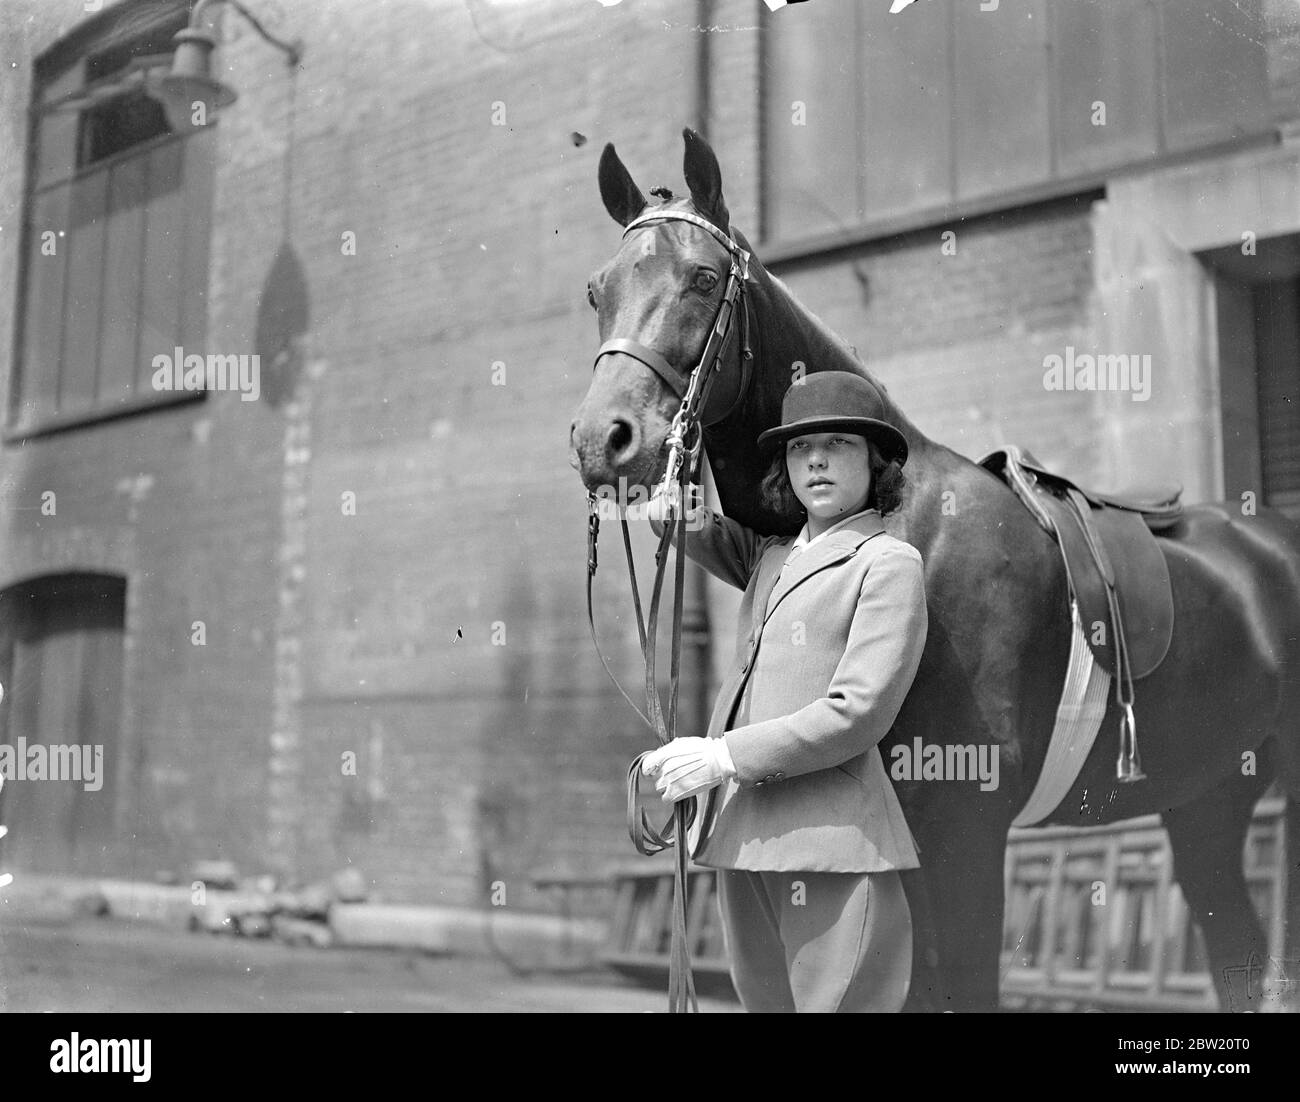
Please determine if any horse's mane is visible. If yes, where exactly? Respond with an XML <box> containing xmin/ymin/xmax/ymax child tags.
<box><xmin>764</xmin><ymin>267</ymin><xmax>879</xmax><ymax>382</ymax></box>
<box><xmin>730</xmin><ymin>226</ymin><xmax>894</xmax><ymax>402</ymax></box>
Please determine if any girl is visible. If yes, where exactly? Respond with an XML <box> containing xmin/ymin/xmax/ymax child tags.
<box><xmin>641</xmin><ymin>370</ymin><xmax>927</xmax><ymax>1013</ymax></box>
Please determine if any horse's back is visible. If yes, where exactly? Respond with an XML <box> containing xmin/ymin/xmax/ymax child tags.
<box><xmin>1129</xmin><ymin>499</ymin><xmax>1300</xmax><ymax>799</ymax></box>
<box><xmin>1160</xmin><ymin>499</ymin><xmax>1300</xmax><ymax>665</ymax></box>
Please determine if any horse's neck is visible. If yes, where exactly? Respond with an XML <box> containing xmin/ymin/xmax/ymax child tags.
<box><xmin>748</xmin><ymin>263</ymin><xmax>930</xmax><ymax>447</ymax></box>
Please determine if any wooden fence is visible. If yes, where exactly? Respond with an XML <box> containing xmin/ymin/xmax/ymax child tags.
<box><xmin>999</xmin><ymin>794</ymin><xmax>1288</xmax><ymax>1011</ymax></box>
<box><xmin>600</xmin><ymin>795</ymin><xmax>1290</xmax><ymax>1011</ymax></box>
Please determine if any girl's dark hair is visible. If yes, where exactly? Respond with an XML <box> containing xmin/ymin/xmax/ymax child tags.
<box><xmin>759</xmin><ymin>438</ymin><xmax>906</xmax><ymax>520</ymax></box>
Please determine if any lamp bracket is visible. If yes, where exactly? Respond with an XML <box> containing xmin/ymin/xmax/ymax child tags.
<box><xmin>193</xmin><ymin>0</ymin><xmax>302</xmax><ymax>67</ymax></box>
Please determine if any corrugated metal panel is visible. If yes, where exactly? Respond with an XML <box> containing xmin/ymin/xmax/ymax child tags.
<box><xmin>1054</xmin><ymin>0</ymin><xmax>1160</xmax><ymax>175</ymax></box>
<box><xmin>1162</xmin><ymin>0</ymin><xmax>1271</xmax><ymax>150</ymax></box>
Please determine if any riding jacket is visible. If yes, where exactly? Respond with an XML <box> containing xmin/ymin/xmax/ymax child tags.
<box><xmin>652</xmin><ymin>505</ymin><xmax>927</xmax><ymax>873</ymax></box>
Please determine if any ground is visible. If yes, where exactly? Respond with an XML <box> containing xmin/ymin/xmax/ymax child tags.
<box><xmin>0</xmin><ymin>916</ymin><xmax>740</xmax><ymax>1013</ymax></box>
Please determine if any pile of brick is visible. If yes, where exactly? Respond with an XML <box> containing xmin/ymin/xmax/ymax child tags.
<box><xmin>185</xmin><ymin>862</ymin><xmax>370</xmax><ymax>948</ymax></box>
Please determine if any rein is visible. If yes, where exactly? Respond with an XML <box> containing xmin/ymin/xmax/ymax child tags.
<box><xmin>585</xmin><ymin>209</ymin><xmax>753</xmax><ymax>1013</ymax></box>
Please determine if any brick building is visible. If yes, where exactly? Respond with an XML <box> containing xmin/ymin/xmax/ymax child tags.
<box><xmin>0</xmin><ymin>0</ymin><xmax>1296</xmax><ymax>916</ymax></box>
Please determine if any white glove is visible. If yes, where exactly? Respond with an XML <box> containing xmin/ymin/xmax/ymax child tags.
<box><xmin>642</xmin><ymin>736</ymin><xmax>737</xmax><ymax>803</ymax></box>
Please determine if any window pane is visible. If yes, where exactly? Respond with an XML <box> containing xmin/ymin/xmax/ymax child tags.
<box><xmin>954</xmin><ymin>0</ymin><xmax>1051</xmax><ymax>200</ymax></box>
<box><xmin>61</xmin><ymin>167</ymin><xmax>109</xmax><ymax>415</ymax></box>
<box><xmin>99</xmin><ymin>155</ymin><xmax>149</xmax><ymax>405</ymax></box>
<box><xmin>1162</xmin><ymin>0</ymin><xmax>1269</xmax><ymax>150</ymax></box>
<box><xmin>764</xmin><ymin>0</ymin><xmax>859</xmax><ymax>240</ymax></box>
<box><xmin>80</xmin><ymin>89</ymin><xmax>170</xmax><ymax>168</ymax></box>
<box><xmin>34</xmin><ymin>61</ymin><xmax>85</xmax><ymax>190</ymax></box>
<box><xmin>1055</xmin><ymin>0</ymin><xmax>1159</xmax><ymax>175</ymax></box>
<box><xmin>19</xmin><ymin>183</ymin><xmax>72</xmax><ymax>425</ymax></box>
<box><xmin>860</xmin><ymin>0</ymin><xmax>952</xmax><ymax>217</ymax></box>
<box><xmin>138</xmin><ymin>138</ymin><xmax>184</xmax><ymax>390</ymax></box>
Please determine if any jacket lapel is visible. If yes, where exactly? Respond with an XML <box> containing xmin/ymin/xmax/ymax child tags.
<box><xmin>750</xmin><ymin>548</ymin><xmax>787</xmax><ymax>636</ymax></box>
<box><xmin>760</xmin><ymin>512</ymin><xmax>887</xmax><ymax>627</ymax></box>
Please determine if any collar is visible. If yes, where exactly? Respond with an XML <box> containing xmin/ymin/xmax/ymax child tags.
<box><xmin>789</xmin><ymin>506</ymin><xmax>881</xmax><ymax>555</ymax></box>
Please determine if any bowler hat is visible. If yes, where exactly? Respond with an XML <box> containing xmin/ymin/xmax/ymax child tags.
<box><xmin>756</xmin><ymin>372</ymin><xmax>908</xmax><ymax>465</ymax></box>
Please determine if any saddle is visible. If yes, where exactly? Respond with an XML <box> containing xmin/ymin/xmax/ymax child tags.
<box><xmin>978</xmin><ymin>446</ymin><xmax>1180</xmax><ymax>682</ymax></box>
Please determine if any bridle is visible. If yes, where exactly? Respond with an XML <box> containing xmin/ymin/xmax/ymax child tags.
<box><xmin>584</xmin><ymin>208</ymin><xmax>754</xmax><ymax>1013</ymax></box>
<box><xmin>592</xmin><ymin>208</ymin><xmax>754</xmax><ymax>438</ymax></box>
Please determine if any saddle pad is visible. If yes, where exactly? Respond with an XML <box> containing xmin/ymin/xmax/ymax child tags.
<box><xmin>1013</xmin><ymin>600</ymin><xmax>1111</xmax><ymax>828</ymax></box>
<box><xmin>1036</xmin><ymin>490</ymin><xmax>1174</xmax><ymax>680</ymax></box>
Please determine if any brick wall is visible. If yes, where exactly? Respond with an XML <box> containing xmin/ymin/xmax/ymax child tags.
<box><xmin>0</xmin><ymin>0</ymin><xmax>712</xmax><ymax>908</ymax></box>
<box><xmin>769</xmin><ymin>196</ymin><xmax>1104</xmax><ymax>479</ymax></box>
<box><xmin>0</xmin><ymin>0</ymin><xmax>1159</xmax><ymax>912</ymax></box>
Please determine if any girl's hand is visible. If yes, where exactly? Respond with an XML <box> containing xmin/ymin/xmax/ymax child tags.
<box><xmin>643</xmin><ymin>482</ymin><xmax>704</xmax><ymax>525</ymax></box>
<box><xmin>642</xmin><ymin>736</ymin><xmax>736</xmax><ymax>802</ymax></box>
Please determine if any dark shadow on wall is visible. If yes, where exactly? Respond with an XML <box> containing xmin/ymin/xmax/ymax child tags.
<box><xmin>255</xmin><ymin>242</ymin><xmax>310</xmax><ymax>408</ymax></box>
<box><xmin>476</xmin><ymin>568</ymin><xmax>542</xmax><ymax>909</ymax></box>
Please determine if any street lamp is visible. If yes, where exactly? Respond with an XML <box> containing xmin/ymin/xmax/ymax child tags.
<box><xmin>150</xmin><ymin>0</ymin><xmax>302</xmax><ymax>133</ymax></box>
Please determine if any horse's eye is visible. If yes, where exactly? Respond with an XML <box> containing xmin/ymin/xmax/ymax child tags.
<box><xmin>587</xmin><ymin>286</ymin><xmax>597</xmax><ymax>310</ymax></box>
<box><xmin>694</xmin><ymin>270</ymin><xmax>718</xmax><ymax>293</ymax></box>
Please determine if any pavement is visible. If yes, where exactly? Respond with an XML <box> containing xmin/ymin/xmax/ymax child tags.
<box><xmin>0</xmin><ymin>916</ymin><xmax>740</xmax><ymax>1012</ymax></box>
<box><xmin>0</xmin><ymin>873</ymin><xmax>740</xmax><ymax>1013</ymax></box>
<box><xmin>1</xmin><ymin>872</ymin><xmax>608</xmax><ymax>959</ymax></box>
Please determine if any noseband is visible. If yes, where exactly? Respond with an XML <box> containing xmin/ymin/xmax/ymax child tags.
<box><xmin>591</xmin><ymin>209</ymin><xmax>755</xmax><ymax>437</ymax></box>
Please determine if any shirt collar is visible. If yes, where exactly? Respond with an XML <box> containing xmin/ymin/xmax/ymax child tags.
<box><xmin>791</xmin><ymin>506</ymin><xmax>880</xmax><ymax>553</ymax></box>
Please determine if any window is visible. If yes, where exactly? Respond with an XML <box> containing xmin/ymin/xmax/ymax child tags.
<box><xmin>1252</xmin><ymin>277</ymin><xmax>1300</xmax><ymax>518</ymax></box>
<box><xmin>10</xmin><ymin>0</ymin><xmax>215</xmax><ymax>436</ymax></box>
<box><xmin>0</xmin><ymin>574</ymin><xmax>126</xmax><ymax>875</ymax></box>
<box><xmin>1206</xmin><ymin>235</ymin><xmax>1300</xmax><ymax>521</ymax></box>
<box><xmin>761</xmin><ymin>0</ymin><xmax>1279</xmax><ymax>245</ymax></box>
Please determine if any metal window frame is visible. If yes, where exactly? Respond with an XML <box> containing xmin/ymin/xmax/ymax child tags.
<box><xmin>7</xmin><ymin>0</ymin><xmax>212</xmax><ymax>441</ymax></box>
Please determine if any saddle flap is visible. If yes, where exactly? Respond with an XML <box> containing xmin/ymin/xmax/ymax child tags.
<box><xmin>1037</xmin><ymin>489</ymin><xmax>1174</xmax><ymax>680</ymax></box>
<box><xmin>981</xmin><ymin>445</ymin><xmax>1175</xmax><ymax>680</ymax></box>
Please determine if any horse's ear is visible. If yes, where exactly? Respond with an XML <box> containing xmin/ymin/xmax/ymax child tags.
<box><xmin>599</xmin><ymin>143</ymin><xmax>647</xmax><ymax>228</ymax></box>
<box><xmin>682</xmin><ymin>127</ymin><xmax>730</xmax><ymax>232</ymax></box>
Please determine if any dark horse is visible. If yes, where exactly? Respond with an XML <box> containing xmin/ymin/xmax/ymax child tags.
<box><xmin>569</xmin><ymin>129</ymin><xmax>1300</xmax><ymax>1012</ymax></box>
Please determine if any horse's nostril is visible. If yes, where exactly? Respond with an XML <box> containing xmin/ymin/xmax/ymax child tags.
<box><xmin>608</xmin><ymin>418</ymin><xmax>634</xmax><ymax>456</ymax></box>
